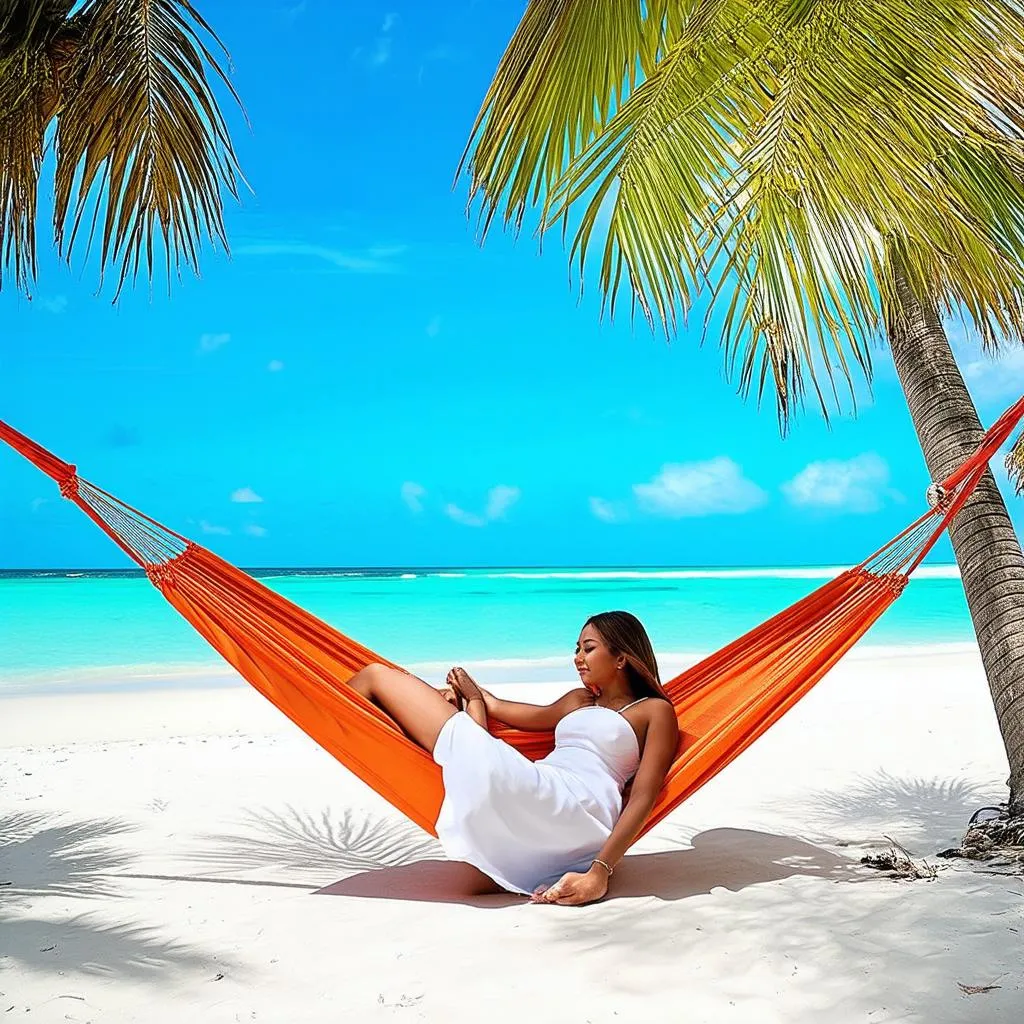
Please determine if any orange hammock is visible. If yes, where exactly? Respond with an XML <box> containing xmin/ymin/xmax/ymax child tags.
<box><xmin>2</xmin><ymin>398</ymin><xmax>1023</xmax><ymax>842</ymax></box>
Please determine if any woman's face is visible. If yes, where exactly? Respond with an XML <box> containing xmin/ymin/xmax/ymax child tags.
<box><xmin>575</xmin><ymin>623</ymin><xmax>623</xmax><ymax>693</ymax></box>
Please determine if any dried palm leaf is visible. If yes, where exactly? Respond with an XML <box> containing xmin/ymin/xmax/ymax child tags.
<box><xmin>53</xmin><ymin>0</ymin><xmax>243</xmax><ymax>297</ymax></box>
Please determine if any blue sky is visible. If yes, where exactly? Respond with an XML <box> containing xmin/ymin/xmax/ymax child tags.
<box><xmin>2</xmin><ymin>0</ymin><xmax>1022</xmax><ymax>570</ymax></box>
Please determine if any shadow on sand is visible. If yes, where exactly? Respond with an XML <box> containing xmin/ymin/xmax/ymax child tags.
<box><xmin>799</xmin><ymin>770</ymin><xmax>1006</xmax><ymax>852</ymax></box>
<box><xmin>0</xmin><ymin>812</ymin><xmax>226</xmax><ymax>979</ymax></box>
<box><xmin>181</xmin><ymin>805</ymin><xmax>864</xmax><ymax>908</ymax></box>
<box><xmin>316</xmin><ymin>826</ymin><xmax>861</xmax><ymax>906</ymax></box>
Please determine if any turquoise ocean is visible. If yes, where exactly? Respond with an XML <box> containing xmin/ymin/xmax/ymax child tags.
<box><xmin>1</xmin><ymin>565</ymin><xmax>975</xmax><ymax>696</ymax></box>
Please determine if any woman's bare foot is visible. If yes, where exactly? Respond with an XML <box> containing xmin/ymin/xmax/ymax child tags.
<box><xmin>439</xmin><ymin>682</ymin><xmax>463</xmax><ymax>711</ymax></box>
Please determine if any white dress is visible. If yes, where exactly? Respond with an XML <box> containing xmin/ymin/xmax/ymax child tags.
<box><xmin>431</xmin><ymin>700</ymin><xmax>646</xmax><ymax>894</ymax></box>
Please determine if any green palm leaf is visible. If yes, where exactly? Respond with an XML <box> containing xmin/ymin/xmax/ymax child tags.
<box><xmin>1009</xmin><ymin>430</ymin><xmax>1024</xmax><ymax>495</ymax></box>
<box><xmin>463</xmin><ymin>0</ymin><xmax>1024</xmax><ymax>426</ymax></box>
<box><xmin>459</xmin><ymin>0</ymin><xmax>691</xmax><ymax>237</ymax></box>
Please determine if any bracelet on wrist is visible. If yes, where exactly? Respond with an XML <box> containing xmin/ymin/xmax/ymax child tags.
<box><xmin>592</xmin><ymin>858</ymin><xmax>614</xmax><ymax>877</ymax></box>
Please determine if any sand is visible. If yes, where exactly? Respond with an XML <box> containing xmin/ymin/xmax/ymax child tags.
<box><xmin>1</xmin><ymin>647</ymin><xmax>1021</xmax><ymax>1023</ymax></box>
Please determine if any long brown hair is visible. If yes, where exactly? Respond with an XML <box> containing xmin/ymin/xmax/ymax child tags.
<box><xmin>584</xmin><ymin>611</ymin><xmax>671</xmax><ymax>703</ymax></box>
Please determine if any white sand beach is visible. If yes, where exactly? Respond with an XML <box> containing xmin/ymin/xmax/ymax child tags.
<box><xmin>1</xmin><ymin>647</ymin><xmax>1021</xmax><ymax>1023</ymax></box>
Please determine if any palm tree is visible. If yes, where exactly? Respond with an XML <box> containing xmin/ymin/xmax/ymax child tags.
<box><xmin>460</xmin><ymin>1</ymin><xmax>1024</xmax><ymax>813</ymax></box>
<box><xmin>0</xmin><ymin>0</ymin><xmax>241</xmax><ymax>298</ymax></box>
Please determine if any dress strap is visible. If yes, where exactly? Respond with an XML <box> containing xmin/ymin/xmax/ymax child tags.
<box><xmin>617</xmin><ymin>696</ymin><xmax>649</xmax><ymax>714</ymax></box>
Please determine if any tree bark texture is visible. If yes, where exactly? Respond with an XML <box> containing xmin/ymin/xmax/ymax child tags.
<box><xmin>886</xmin><ymin>254</ymin><xmax>1024</xmax><ymax>811</ymax></box>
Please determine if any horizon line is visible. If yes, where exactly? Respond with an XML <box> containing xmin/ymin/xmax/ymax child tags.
<box><xmin>0</xmin><ymin>559</ymin><xmax>961</xmax><ymax>574</ymax></box>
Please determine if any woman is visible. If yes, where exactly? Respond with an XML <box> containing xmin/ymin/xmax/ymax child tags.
<box><xmin>347</xmin><ymin>610</ymin><xmax>679</xmax><ymax>905</ymax></box>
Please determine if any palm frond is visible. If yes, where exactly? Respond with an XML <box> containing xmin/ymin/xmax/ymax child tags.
<box><xmin>546</xmin><ymin>3</ymin><xmax>778</xmax><ymax>333</ymax></box>
<box><xmin>546</xmin><ymin>0</ymin><xmax>880</xmax><ymax>421</ymax></box>
<box><xmin>459</xmin><ymin>0</ymin><xmax>694</xmax><ymax>237</ymax></box>
<box><xmin>1008</xmin><ymin>429</ymin><xmax>1024</xmax><ymax>495</ymax></box>
<box><xmin>465</xmin><ymin>0</ymin><xmax>1024</xmax><ymax>428</ymax></box>
<box><xmin>0</xmin><ymin>1</ymin><xmax>75</xmax><ymax>292</ymax></box>
<box><xmin>52</xmin><ymin>0</ymin><xmax>243</xmax><ymax>297</ymax></box>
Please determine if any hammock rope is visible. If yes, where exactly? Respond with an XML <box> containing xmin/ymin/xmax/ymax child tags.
<box><xmin>3</xmin><ymin>397</ymin><xmax>1023</xmax><ymax>840</ymax></box>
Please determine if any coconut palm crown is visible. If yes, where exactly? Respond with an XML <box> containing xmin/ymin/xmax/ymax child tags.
<box><xmin>461</xmin><ymin>0</ymin><xmax>1024</xmax><ymax>479</ymax></box>
<box><xmin>0</xmin><ymin>0</ymin><xmax>242</xmax><ymax>298</ymax></box>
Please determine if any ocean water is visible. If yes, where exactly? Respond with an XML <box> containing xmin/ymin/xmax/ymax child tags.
<box><xmin>0</xmin><ymin>565</ymin><xmax>975</xmax><ymax>695</ymax></box>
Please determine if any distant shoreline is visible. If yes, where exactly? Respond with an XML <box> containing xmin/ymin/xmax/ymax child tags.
<box><xmin>0</xmin><ymin>563</ymin><xmax>964</xmax><ymax>580</ymax></box>
<box><xmin>0</xmin><ymin>640</ymin><xmax>982</xmax><ymax>699</ymax></box>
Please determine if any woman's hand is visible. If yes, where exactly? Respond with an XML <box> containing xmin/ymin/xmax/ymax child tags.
<box><xmin>529</xmin><ymin>867</ymin><xmax>609</xmax><ymax>906</ymax></box>
<box><xmin>437</xmin><ymin>684</ymin><xmax>462</xmax><ymax>710</ymax></box>
<box><xmin>447</xmin><ymin>666</ymin><xmax>483</xmax><ymax>704</ymax></box>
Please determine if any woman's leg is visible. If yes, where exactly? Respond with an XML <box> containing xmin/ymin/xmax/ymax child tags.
<box><xmin>446</xmin><ymin>862</ymin><xmax>508</xmax><ymax>896</ymax></box>
<box><xmin>348</xmin><ymin>663</ymin><xmax>458</xmax><ymax>753</ymax></box>
<box><xmin>348</xmin><ymin>665</ymin><xmax>509</xmax><ymax>896</ymax></box>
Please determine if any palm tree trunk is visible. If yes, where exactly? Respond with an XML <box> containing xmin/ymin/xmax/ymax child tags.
<box><xmin>886</xmin><ymin>253</ymin><xmax>1024</xmax><ymax>813</ymax></box>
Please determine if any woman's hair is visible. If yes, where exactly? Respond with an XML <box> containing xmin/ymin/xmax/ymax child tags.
<box><xmin>584</xmin><ymin>610</ymin><xmax>671</xmax><ymax>702</ymax></box>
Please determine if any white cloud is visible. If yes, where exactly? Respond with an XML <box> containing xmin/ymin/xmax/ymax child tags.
<box><xmin>961</xmin><ymin>346</ymin><xmax>1024</xmax><ymax>403</ymax></box>
<box><xmin>244</xmin><ymin>524</ymin><xmax>268</xmax><ymax>537</ymax></box>
<box><xmin>30</xmin><ymin>497</ymin><xmax>49</xmax><ymax>512</ymax></box>
<box><xmin>200</xmin><ymin>520</ymin><xmax>231</xmax><ymax>535</ymax></box>
<box><xmin>782</xmin><ymin>454</ymin><xmax>891</xmax><ymax>513</ymax></box>
<box><xmin>444</xmin><ymin>485</ymin><xmax>520</xmax><ymax>528</ymax></box>
<box><xmin>633</xmin><ymin>458</ymin><xmax>767</xmax><ymax>517</ymax></box>
<box><xmin>199</xmin><ymin>332</ymin><xmax>230</xmax><ymax>353</ymax></box>
<box><xmin>367</xmin><ymin>245</ymin><xmax>405</xmax><ymax>259</ymax></box>
<box><xmin>944</xmin><ymin>319</ymin><xmax>1024</xmax><ymax>404</ymax></box>
<box><xmin>369</xmin><ymin>38</ymin><xmax>392</xmax><ymax>65</ymax></box>
<box><xmin>485</xmin><ymin>485</ymin><xmax>520</xmax><ymax>519</ymax></box>
<box><xmin>423</xmin><ymin>45</ymin><xmax>457</xmax><ymax>62</ymax></box>
<box><xmin>444</xmin><ymin>503</ymin><xmax>486</xmax><ymax>528</ymax></box>
<box><xmin>590</xmin><ymin>497</ymin><xmax>626</xmax><ymax>523</ymax></box>
<box><xmin>231</xmin><ymin>487</ymin><xmax>263</xmax><ymax>504</ymax></box>
<box><xmin>416</xmin><ymin>45</ymin><xmax>459</xmax><ymax>85</ymax></box>
<box><xmin>353</xmin><ymin>14</ymin><xmax>398</xmax><ymax>67</ymax></box>
<box><xmin>425</xmin><ymin>316</ymin><xmax>442</xmax><ymax>338</ymax></box>
<box><xmin>268</xmin><ymin>359</ymin><xmax>285</xmax><ymax>372</ymax></box>
<box><xmin>401</xmin><ymin>481</ymin><xmax>426</xmax><ymax>513</ymax></box>
<box><xmin>236</xmin><ymin>242</ymin><xmax>404</xmax><ymax>274</ymax></box>
<box><xmin>41</xmin><ymin>296</ymin><xmax>68</xmax><ymax>314</ymax></box>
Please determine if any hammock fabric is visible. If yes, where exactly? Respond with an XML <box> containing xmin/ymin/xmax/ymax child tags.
<box><xmin>3</xmin><ymin>398</ymin><xmax>1023</xmax><ymax>842</ymax></box>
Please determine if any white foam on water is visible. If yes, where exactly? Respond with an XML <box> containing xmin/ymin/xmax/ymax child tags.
<box><xmin>480</xmin><ymin>566</ymin><xmax>961</xmax><ymax>582</ymax></box>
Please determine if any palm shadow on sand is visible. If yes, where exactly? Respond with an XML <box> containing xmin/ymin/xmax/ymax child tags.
<box><xmin>0</xmin><ymin>812</ymin><xmax>228</xmax><ymax>978</ymax></box>
<box><xmin>316</xmin><ymin>827</ymin><xmax>862</xmax><ymax>907</ymax></box>
<box><xmin>189</xmin><ymin>808</ymin><xmax>863</xmax><ymax>908</ymax></box>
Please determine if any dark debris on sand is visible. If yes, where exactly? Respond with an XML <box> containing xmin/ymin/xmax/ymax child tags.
<box><xmin>937</xmin><ymin>806</ymin><xmax>1024</xmax><ymax>872</ymax></box>
<box><xmin>861</xmin><ymin>836</ymin><xmax>937</xmax><ymax>880</ymax></box>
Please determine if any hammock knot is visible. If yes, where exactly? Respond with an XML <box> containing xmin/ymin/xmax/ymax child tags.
<box><xmin>853</xmin><ymin>568</ymin><xmax>908</xmax><ymax>597</ymax></box>
<box><xmin>57</xmin><ymin>466</ymin><xmax>79</xmax><ymax>500</ymax></box>
<box><xmin>879</xmin><ymin>572</ymin><xmax>909</xmax><ymax>598</ymax></box>
<box><xmin>144</xmin><ymin>542</ymin><xmax>197</xmax><ymax>588</ymax></box>
<box><xmin>926</xmin><ymin>482</ymin><xmax>951</xmax><ymax>512</ymax></box>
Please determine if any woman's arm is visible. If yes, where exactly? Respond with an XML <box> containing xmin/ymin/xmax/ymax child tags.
<box><xmin>481</xmin><ymin>686</ymin><xmax>592</xmax><ymax>731</ymax></box>
<box><xmin>591</xmin><ymin>701</ymin><xmax>678</xmax><ymax>865</ymax></box>
<box><xmin>448</xmin><ymin>668</ymin><xmax>591</xmax><ymax>731</ymax></box>
<box><xmin>533</xmin><ymin>700</ymin><xmax>679</xmax><ymax>905</ymax></box>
